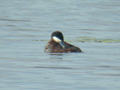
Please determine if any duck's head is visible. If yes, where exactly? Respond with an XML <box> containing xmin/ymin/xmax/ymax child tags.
<box><xmin>51</xmin><ymin>31</ymin><xmax>65</xmax><ymax>48</ymax></box>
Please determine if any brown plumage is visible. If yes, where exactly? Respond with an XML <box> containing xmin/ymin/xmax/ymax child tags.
<box><xmin>45</xmin><ymin>31</ymin><xmax>82</xmax><ymax>53</ymax></box>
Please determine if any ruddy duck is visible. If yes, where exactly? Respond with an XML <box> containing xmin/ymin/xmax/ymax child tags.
<box><xmin>45</xmin><ymin>31</ymin><xmax>82</xmax><ymax>53</ymax></box>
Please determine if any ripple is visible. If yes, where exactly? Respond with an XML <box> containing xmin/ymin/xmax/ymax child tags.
<box><xmin>0</xmin><ymin>18</ymin><xmax>30</xmax><ymax>22</ymax></box>
<box><xmin>34</xmin><ymin>66</ymin><xmax>73</xmax><ymax>70</ymax></box>
<box><xmin>96</xmin><ymin>73</ymin><xmax>120</xmax><ymax>77</ymax></box>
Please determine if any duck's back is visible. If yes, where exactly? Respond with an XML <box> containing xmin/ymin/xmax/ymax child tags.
<box><xmin>45</xmin><ymin>40</ymin><xmax>82</xmax><ymax>53</ymax></box>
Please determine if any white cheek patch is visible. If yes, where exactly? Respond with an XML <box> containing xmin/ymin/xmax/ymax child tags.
<box><xmin>53</xmin><ymin>36</ymin><xmax>65</xmax><ymax>48</ymax></box>
<box><xmin>53</xmin><ymin>36</ymin><xmax>61</xmax><ymax>43</ymax></box>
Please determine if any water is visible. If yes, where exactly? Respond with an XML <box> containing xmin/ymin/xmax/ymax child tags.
<box><xmin>0</xmin><ymin>0</ymin><xmax>120</xmax><ymax>90</ymax></box>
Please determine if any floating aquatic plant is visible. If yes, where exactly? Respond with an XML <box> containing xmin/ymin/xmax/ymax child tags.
<box><xmin>76</xmin><ymin>37</ymin><xmax>120</xmax><ymax>43</ymax></box>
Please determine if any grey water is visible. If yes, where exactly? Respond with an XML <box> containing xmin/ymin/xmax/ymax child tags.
<box><xmin>0</xmin><ymin>0</ymin><xmax>120</xmax><ymax>90</ymax></box>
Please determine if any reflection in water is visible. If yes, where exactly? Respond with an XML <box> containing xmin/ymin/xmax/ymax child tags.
<box><xmin>48</xmin><ymin>53</ymin><xmax>65</xmax><ymax>60</ymax></box>
<box><xmin>33</xmin><ymin>53</ymin><xmax>72</xmax><ymax>70</ymax></box>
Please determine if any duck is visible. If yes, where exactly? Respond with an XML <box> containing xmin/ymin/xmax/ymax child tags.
<box><xmin>45</xmin><ymin>31</ymin><xmax>82</xmax><ymax>53</ymax></box>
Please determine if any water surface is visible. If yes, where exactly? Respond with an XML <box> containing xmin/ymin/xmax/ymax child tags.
<box><xmin>0</xmin><ymin>0</ymin><xmax>120</xmax><ymax>90</ymax></box>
